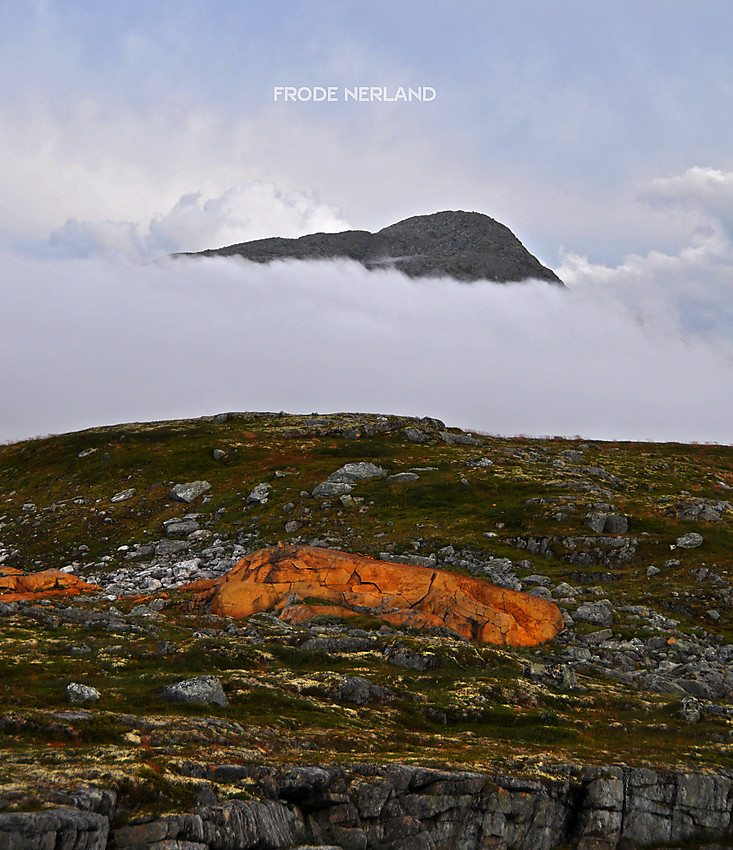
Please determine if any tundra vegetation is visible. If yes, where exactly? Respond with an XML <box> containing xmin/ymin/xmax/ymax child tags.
<box><xmin>1</xmin><ymin>410</ymin><xmax>732</xmax><ymax>826</ymax></box>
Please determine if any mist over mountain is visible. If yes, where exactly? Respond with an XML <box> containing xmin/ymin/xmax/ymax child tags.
<box><xmin>179</xmin><ymin>210</ymin><xmax>563</xmax><ymax>284</ymax></box>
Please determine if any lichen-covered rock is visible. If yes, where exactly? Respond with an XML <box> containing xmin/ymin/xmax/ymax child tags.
<box><xmin>168</xmin><ymin>480</ymin><xmax>211</xmax><ymax>503</ymax></box>
<box><xmin>191</xmin><ymin>545</ymin><xmax>564</xmax><ymax>646</ymax></box>
<box><xmin>0</xmin><ymin>566</ymin><xmax>100</xmax><ymax>603</ymax></box>
<box><xmin>676</xmin><ymin>532</ymin><xmax>704</xmax><ymax>549</ymax></box>
<box><xmin>67</xmin><ymin>682</ymin><xmax>101</xmax><ymax>704</ymax></box>
<box><xmin>160</xmin><ymin>675</ymin><xmax>228</xmax><ymax>707</ymax></box>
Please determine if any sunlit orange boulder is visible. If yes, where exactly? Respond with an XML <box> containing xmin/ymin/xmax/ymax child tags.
<box><xmin>193</xmin><ymin>545</ymin><xmax>563</xmax><ymax>646</ymax></box>
<box><xmin>0</xmin><ymin>566</ymin><xmax>100</xmax><ymax>603</ymax></box>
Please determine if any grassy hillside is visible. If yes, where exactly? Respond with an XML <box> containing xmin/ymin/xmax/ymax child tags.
<box><xmin>1</xmin><ymin>411</ymin><xmax>732</xmax><ymax>817</ymax></box>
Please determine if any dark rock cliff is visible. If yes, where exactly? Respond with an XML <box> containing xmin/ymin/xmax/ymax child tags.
<box><xmin>3</xmin><ymin>762</ymin><xmax>732</xmax><ymax>849</ymax></box>
<box><xmin>179</xmin><ymin>210</ymin><xmax>564</xmax><ymax>284</ymax></box>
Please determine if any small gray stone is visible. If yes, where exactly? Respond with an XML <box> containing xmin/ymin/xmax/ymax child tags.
<box><xmin>312</xmin><ymin>481</ymin><xmax>353</xmax><ymax>498</ymax></box>
<box><xmin>67</xmin><ymin>682</ymin><xmax>100</xmax><ymax>704</ymax></box>
<box><xmin>573</xmin><ymin>602</ymin><xmax>614</xmax><ymax>628</ymax></box>
<box><xmin>285</xmin><ymin>520</ymin><xmax>303</xmax><ymax>534</ymax></box>
<box><xmin>160</xmin><ymin>675</ymin><xmax>228</xmax><ymax>707</ymax></box>
<box><xmin>155</xmin><ymin>539</ymin><xmax>188</xmax><ymax>556</ymax></box>
<box><xmin>522</xmin><ymin>574</ymin><xmax>552</xmax><ymax>587</ymax></box>
<box><xmin>647</xmin><ymin>565</ymin><xmax>661</xmax><ymax>578</ymax></box>
<box><xmin>110</xmin><ymin>488</ymin><xmax>136</xmax><ymax>503</ymax></box>
<box><xmin>327</xmin><ymin>462</ymin><xmax>387</xmax><ymax>482</ymax></box>
<box><xmin>165</xmin><ymin>518</ymin><xmax>200</xmax><ymax>537</ymax></box>
<box><xmin>246</xmin><ymin>483</ymin><xmax>272</xmax><ymax>505</ymax></box>
<box><xmin>707</xmin><ymin>609</ymin><xmax>721</xmax><ymax>621</ymax></box>
<box><xmin>388</xmin><ymin>472</ymin><xmax>420</xmax><ymax>482</ymax></box>
<box><xmin>337</xmin><ymin>676</ymin><xmax>394</xmax><ymax>706</ymax></box>
<box><xmin>585</xmin><ymin>512</ymin><xmax>607</xmax><ymax>533</ymax></box>
<box><xmin>404</xmin><ymin>427</ymin><xmax>429</xmax><ymax>443</ymax></box>
<box><xmin>169</xmin><ymin>481</ymin><xmax>211</xmax><ymax>503</ymax></box>
<box><xmin>465</xmin><ymin>457</ymin><xmax>493</xmax><ymax>467</ymax></box>
<box><xmin>676</xmin><ymin>532</ymin><xmax>704</xmax><ymax>549</ymax></box>
<box><xmin>604</xmin><ymin>514</ymin><xmax>629</xmax><ymax>534</ymax></box>
<box><xmin>212</xmin><ymin>449</ymin><xmax>226</xmax><ymax>460</ymax></box>
<box><xmin>438</xmin><ymin>430</ymin><xmax>484</xmax><ymax>447</ymax></box>
<box><xmin>681</xmin><ymin>696</ymin><xmax>702</xmax><ymax>723</ymax></box>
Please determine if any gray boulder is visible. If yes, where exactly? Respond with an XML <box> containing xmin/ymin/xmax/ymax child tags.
<box><xmin>604</xmin><ymin>514</ymin><xmax>629</xmax><ymax>533</ymax></box>
<box><xmin>327</xmin><ymin>462</ymin><xmax>387</xmax><ymax>482</ymax></box>
<box><xmin>439</xmin><ymin>430</ymin><xmax>484</xmax><ymax>447</ymax></box>
<box><xmin>573</xmin><ymin>602</ymin><xmax>614</xmax><ymax>628</ymax></box>
<box><xmin>246</xmin><ymin>482</ymin><xmax>271</xmax><ymax>505</ymax></box>
<box><xmin>404</xmin><ymin>427</ymin><xmax>429</xmax><ymax>443</ymax></box>
<box><xmin>388</xmin><ymin>472</ymin><xmax>420</xmax><ymax>482</ymax></box>
<box><xmin>336</xmin><ymin>676</ymin><xmax>394</xmax><ymax>706</ymax></box>
<box><xmin>164</xmin><ymin>517</ymin><xmax>200</xmax><ymax>537</ymax></box>
<box><xmin>169</xmin><ymin>480</ymin><xmax>211</xmax><ymax>503</ymax></box>
<box><xmin>312</xmin><ymin>481</ymin><xmax>354</xmax><ymax>498</ymax></box>
<box><xmin>676</xmin><ymin>532</ymin><xmax>704</xmax><ymax>548</ymax></box>
<box><xmin>160</xmin><ymin>675</ymin><xmax>228</xmax><ymax>707</ymax></box>
<box><xmin>67</xmin><ymin>682</ymin><xmax>100</xmax><ymax>704</ymax></box>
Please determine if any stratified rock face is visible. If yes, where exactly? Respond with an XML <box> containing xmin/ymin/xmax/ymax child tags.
<box><xmin>0</xmin><ymin>566</ymin><xmax>100</xmax><ymax>602</ymax></box>
<box><xmin>197</xmin><ymin>545</ymin><xmax>564</xmax><ymax>646</ymax></box>
<box><xmin>182</xmin><ymin>210</ymin><xmax>563</xmax><ymax>284</ymax></box>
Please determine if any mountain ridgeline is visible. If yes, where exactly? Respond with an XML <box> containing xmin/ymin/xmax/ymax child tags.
<box><xmin>180</xmin><ymin>210</ymin><xmax>564</xmax><ymax>284</ymax></box>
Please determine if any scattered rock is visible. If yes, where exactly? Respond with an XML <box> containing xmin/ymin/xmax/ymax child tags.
<box><xmin>439</xmin><ymin>430</ymin><xmax>483</xmax><ymax>447</ymax></box>
<box><xmin>110</xmin><ymin>488</ymin><xmax>135</xmax><ymax>503</ymax></box>
<box><xmin>573</xmin><ymin>602</ymin><xmax>614</xmax><ymax>628</ymax></box>
<box><xmin>246</xmin><ymin>483</ymin><xmax>271</xmax><ymax>505</ymax></box>
<box><xmin>67</xmin><ymin>682</ymin><xmax>100</xmax><ymax>704</ymax></box>
<box><xmin>335</xmin><ymin>676</ymin><xmax>394</xmax><ymax>705</ymax></box>
<box><xmin>465</xmin><ymin>457</ymin><xmax>493</xmax><ymax>467</ymax></box>
<box><xmin>169</xmin><ymin>481</ymin><xmax>211</xmax><ymax>503</ymax></box>
<box><xmin>676</xmin><ymin>532</ymin><xmax>704</xmax><ymax>549</ymax></box>
<box><xmin>164</xmin><ymin>517</ymin><xmax>200</xmax><ymax>537</ymax></box>
<box><xmin>160</xmin><ymin>675</ymin><xmax>228</xmax><ymax>707</ymax></box>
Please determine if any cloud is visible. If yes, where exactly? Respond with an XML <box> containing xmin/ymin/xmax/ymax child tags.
<box><xmin>45</xmin><ymin>181</ymin><xmax>350</xmax><ymax>259</ymax></box>
<box><xmin>642</xmin><ymin>167</ymin><xmax>733</xmax><ymax>235</ymax></box>
<box><xmin>2</xmin><ymin>236</ymin><xmax>732</xmax><ymax>446</ymax></box>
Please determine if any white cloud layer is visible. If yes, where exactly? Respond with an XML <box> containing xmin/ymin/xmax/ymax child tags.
<box><xmin>2</xmin><ymin>232</ymin><xmax>732</xmax><ymax>445</ymax></box>
<box><xmin>46</xmin><ymin>182</ymin><xmax>350</xmax><ymax>260</ymax></box>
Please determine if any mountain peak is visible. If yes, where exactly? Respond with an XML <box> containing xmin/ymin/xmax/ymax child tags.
<box><xmin>181</xmin><ymin>209</ymin><xmax>563</xmax><ymax>284</ymax></box>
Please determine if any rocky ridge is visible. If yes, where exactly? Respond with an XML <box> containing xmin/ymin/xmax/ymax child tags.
<box><xmin>4</xmin><ymin>762</ymin><xmax>733</xmax><ymax>849</ymax></box>
<box><xmin>179</xmin><ymin>210</ymin><xmax>564</xmax><ymax>284</ymax></box>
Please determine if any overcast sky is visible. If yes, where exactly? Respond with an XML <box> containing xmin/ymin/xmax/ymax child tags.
<box><xmin>2</xmin><ymin>1</ymin><xmax>733</xmax><ymax>444</ymax></box>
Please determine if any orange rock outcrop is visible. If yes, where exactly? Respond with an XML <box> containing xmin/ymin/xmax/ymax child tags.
<box><xmin>0</xmin><ymin>566</ymin><xmax>101</xmax><ymax>603</ymax></box>
<box><xmin>194</xmin><ymin>545</ymin><xmax>563</xmax><ymax>647</ymax></box>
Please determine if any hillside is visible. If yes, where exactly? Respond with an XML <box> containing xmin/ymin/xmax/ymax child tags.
<box><xmin>1</xmin><ymin>411</ymin><xmax>733</xmax><ymax>847</ymax></box>
<box><xmin>177</xmin><ymin>210</ymin><xmax>564</xmax><ymax>284</ymax></box>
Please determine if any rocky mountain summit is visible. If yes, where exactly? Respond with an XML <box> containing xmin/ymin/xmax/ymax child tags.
<box><xmin>179</xmin><ymin>210</ymin><xmax>564</xmax><ymax>284</ymax></box>
<box><xmin>1</xmin><ymin>410</ymin><xmax>733</xmax><ymax>849</ymax></box>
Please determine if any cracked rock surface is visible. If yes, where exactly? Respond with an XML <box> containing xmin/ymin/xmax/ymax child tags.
<box><xmin>191</xmin><ymin>544</ymin><xmax>564</xmax><ymax>646</ymax></box>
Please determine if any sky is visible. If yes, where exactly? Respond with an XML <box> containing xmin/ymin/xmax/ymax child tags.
<box><xmin>1</xmin><ymin>1</ymin><xmax>733</xmax><ymax>444</ymax></box>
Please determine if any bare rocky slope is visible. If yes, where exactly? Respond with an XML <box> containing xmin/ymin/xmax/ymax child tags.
<box><xmin>178</xmin><ymin>210</ymin><xmax>564</xmax><ymax>284</ymax></box>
